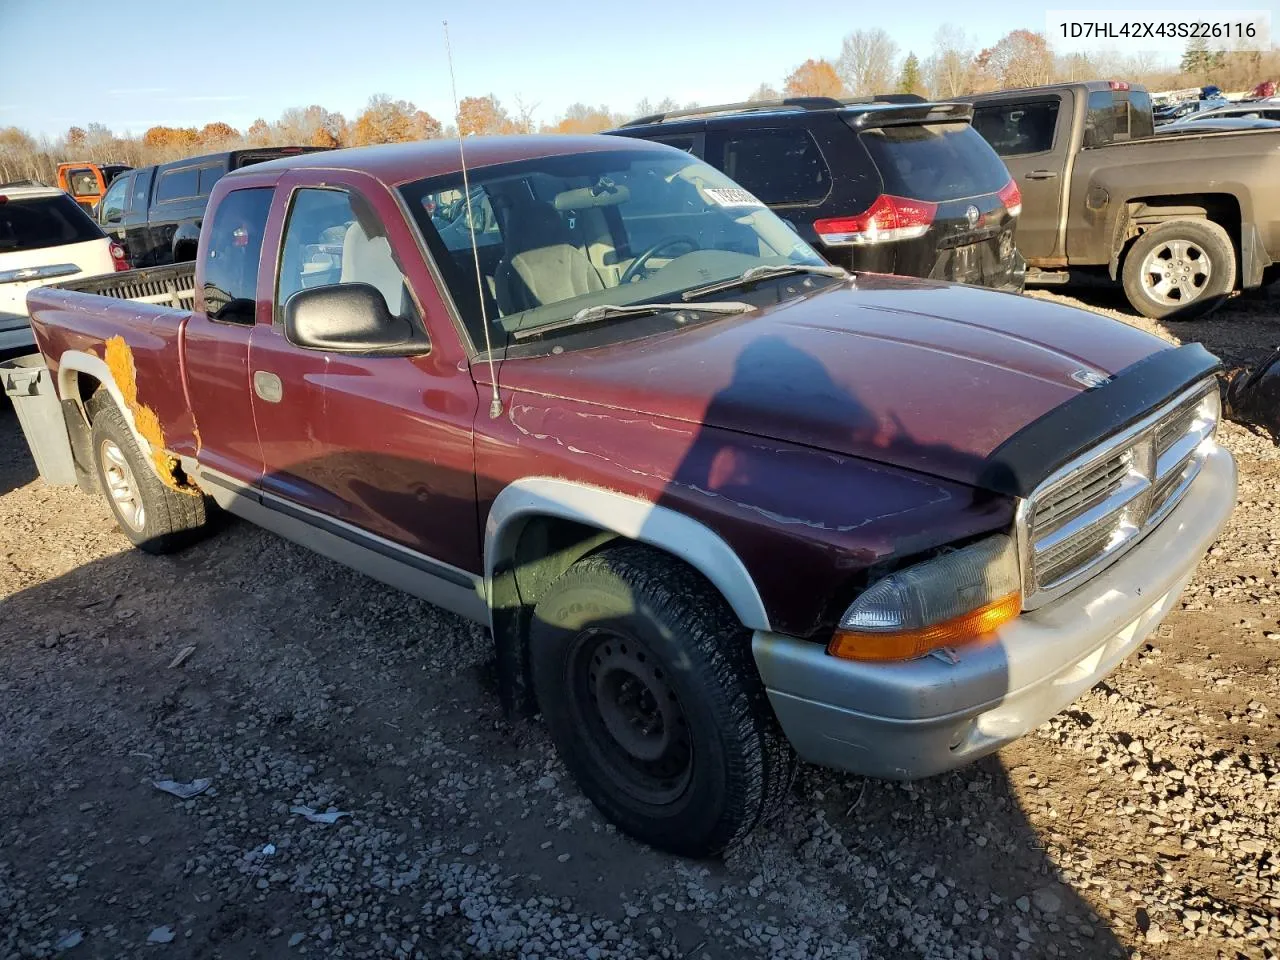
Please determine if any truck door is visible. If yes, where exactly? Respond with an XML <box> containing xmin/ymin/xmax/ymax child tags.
<box><xmin>182</xmin><ymin>185</ymin><xmax>274</xmax><ymax>487</ymax></box>
<box><xmin>247</xmin><ymin>171</ymin><xmax>480</xmax><ymax>573</ymax></box>
<box><xmin>971</xmin><ymin>92</ymin><xmax>1073</xmax><ymax>262</ymax></box>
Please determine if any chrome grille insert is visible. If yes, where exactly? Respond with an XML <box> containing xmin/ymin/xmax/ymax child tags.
<box><xmin>1017</xmin><ymin>379</ymin><xmax>1219</xmax><ymax>609</ymax></box>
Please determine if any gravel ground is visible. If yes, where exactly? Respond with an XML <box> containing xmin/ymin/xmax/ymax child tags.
<box><xmin>1</xmin><ymin>284</ymin><xmax>1279</xmax><ymax>960</ymax></box>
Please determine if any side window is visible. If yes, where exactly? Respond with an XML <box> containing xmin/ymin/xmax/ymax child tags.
<box><xmin>131</xmin><ymin>170</ymin><xmax>151</xmax><ymax>211</ymax></box>
<box><xmin>156</xmin><ymin>167</ymin><xmax>198</xmax><ymax>203</ymax></box>
<box><xmin>99</xmin><ymin>176</ymin><xmax>129</xmax><ymax>222</ymax></box>
<box><xmin>716</xmin><ymin>129</ymin><xmax>830</xmax><ymax>206</ymax></box>
<box><xmin>198</xmin><ymin>165</ymin><xmax>223</xmax><ymax>196</ymax></box>
<box><xmin>972</xmin><ymin>100</ymin><xmax>1060</xmax><ymax>156</ymax></box>
<box><xmin>201</xmin><ymin>187</ymin><xmax>273</xmax><ymax>325</ymax></box>
<box><xmin>275</xmin><ymin>187</ymin><xmax>411</xmax><ymax>324</ymax></box>
<box><xmin>66</xmin><ymin>168</ymin><xmax>99</xmax><ymax>197</ymax></box>
<box><xmin>118</xmin><ymin>175</ymin><xmax>136</xmax><ymax>213</ymax></box>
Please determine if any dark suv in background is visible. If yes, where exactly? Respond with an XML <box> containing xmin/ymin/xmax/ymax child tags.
<box><xmin>610</xmin><ymin>96</ymin><xmax>1025</xmax><ymax>290</ymax></box>
<box><xmin>95</xmin><ymin>146</ymin><xmax>329</xmax><ymax>267</ymax></box>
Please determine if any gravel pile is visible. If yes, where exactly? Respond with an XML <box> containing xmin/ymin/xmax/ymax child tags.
<box><xmin>1</xmin><ymin>286</ymin><xmax>1278</xmax><ymax>959</ymax></box>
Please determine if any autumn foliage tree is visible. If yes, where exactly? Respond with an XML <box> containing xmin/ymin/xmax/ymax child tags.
<box><xmin>783</xmin><ymin>59</ymin><xmax>844</xmax><ymax>98</ymax></box>
<box><xmin>548</xmin><ymin>103</ymin><xmax>616</xmax><ymax>134</ymax></box>
<box><xmin>198</xmin><ymin>122</ymin><xmax>238</xmax><ymax>146</ymax></box>
<box><xmin>457</xmin><ymin>95</ymin><xmax>515</xmax><ymax>136</ymax></box>
<box><xmin>349</xmin><ymin>95</ymin><xmax>438</xmax><ymax>145</ymax></box>
<box><xmin>65</xmin><ymin>126</ymin><xmax>87</xmax><ymax>152</ymax></box>
<box><xmin>974</xmin><ymin>30</ymin><xmax>1055</xmax><ymax>90</ymax></box>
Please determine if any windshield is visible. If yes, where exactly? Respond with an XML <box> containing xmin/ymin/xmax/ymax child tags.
<box><xmin>400</xmin><ymin>147</ymin><xmax>824</xmax><ymax>349</ymax></box>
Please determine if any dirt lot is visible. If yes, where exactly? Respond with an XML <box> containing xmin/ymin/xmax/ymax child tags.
<box><xmin>2</xmin><ymin>284</ymin><xmax>1279</xmax><ymax>960</ymax></box>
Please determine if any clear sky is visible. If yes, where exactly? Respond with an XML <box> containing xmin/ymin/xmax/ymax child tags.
<box><xmin>0</xmin><ymin>0</ymin><xmax>1232</xmax><ymax>139</ymax></box>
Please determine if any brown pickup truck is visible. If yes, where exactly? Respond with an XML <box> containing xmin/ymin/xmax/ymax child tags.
<box><xmin>25</xmin><ymin>136</ymin><xmax>1236</xmax><ymax>856</ymax></box>
<box><xmin>962</xmin><ymin>81</ymin><xmax>1280</xmax><ymax>319</ymax></box>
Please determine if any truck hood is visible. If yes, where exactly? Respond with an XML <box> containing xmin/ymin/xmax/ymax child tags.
<box><xmin>496</xmin><ymin>276</ymin><xmax>1171</xmax><ymax>489</ymax></box>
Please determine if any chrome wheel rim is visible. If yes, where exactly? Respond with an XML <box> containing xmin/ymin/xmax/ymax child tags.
<box><xmin>1140</xmin><ymin>239</ymin><xmax>1211</xmax><ymax>306</ymax></box>
<box><xmin>100</xmin><ymin>439</ymin><xmax>145</xmax><ymax>531</ymax></box>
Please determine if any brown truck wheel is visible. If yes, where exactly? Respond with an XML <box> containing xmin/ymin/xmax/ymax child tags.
<box><xmin>528</xmin><ymin>543</ymin><xmax>796</xmax><ymax>857</ymax></box>
<box><xmin>1121</xmin><ymin>219</ymin><xmax>1236</xmax><ymax>321</ymax></box>
<box><xmin>89</xmin><ymin>397</ymin><xmax>210</xmax><ymax>554</ymax></box>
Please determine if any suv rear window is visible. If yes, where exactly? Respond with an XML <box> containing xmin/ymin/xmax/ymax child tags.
<box><xmin>0</xmin><ymin>194</ymin><xmax>104</xmax><ymax>252</ymax></box>
<box><xmin>716</xmin><ymin>129</ymin><xmax>831</xmax><ymax>206</ymax></box>
<box><xmin>859</xmin><ymin>122</ymin><xmax>1012</xmax><ymax>201</ymax></box>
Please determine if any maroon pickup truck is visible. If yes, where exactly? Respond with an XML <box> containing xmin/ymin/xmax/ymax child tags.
<box><xmin>26</xmin><ymin>136</ymin><xmax>1236</xmax><ymax>857</ymax></box>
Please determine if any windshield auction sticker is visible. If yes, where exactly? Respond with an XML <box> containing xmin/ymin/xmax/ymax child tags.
<box><xmin>1046</xmin><ymin>10</ymin><xmax>1271</xmax><ymax>52</ymax></box>
<box><xmin>703</xmin><ymin>187</ymin><xmax>766</xmax><ymax>209</ymax></box>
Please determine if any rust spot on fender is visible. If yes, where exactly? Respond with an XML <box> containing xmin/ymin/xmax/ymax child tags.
<box><xmin>103</xmin><ymin>336</ymin><xmax>199</xmax><ymax>495</ymax></box>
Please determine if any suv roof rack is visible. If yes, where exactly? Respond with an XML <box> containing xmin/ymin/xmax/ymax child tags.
<box><xmin>620</xmin><ymin>93</ymin><xmax>928</xmax><ymax>127</ymax></box>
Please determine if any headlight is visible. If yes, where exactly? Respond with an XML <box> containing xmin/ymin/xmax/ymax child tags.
<box><xmin>828</xmin><ymin>535</ymin><xmax>1021</xmax><ymax>662</ymax></box>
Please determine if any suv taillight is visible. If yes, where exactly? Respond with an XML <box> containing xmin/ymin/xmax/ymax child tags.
<box><xmin>109</xmin><ymin>241</ymin><xmax>130</xmax><ymax>272</ymax></box>
<box><xmin>997</xmin><ymin>180</ymin><xmax>1022</xmax><ymax>219</ymax></box>
<box><xmin>813</xmin><ymin>195</ymin><xmax>938</xmax><ymax>246</ymax></box>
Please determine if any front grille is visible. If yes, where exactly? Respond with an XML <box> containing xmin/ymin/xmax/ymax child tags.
<box><xmin>1018</xmin><ymin>381</ymin><xmax>1218</xmax><ymax>608</ymax></box>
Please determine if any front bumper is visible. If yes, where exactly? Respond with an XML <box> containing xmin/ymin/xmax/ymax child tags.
<box><xmin>753</xmin><ymin>444</ymin><xmax>1236</xmax><ymax>780</ymax></box>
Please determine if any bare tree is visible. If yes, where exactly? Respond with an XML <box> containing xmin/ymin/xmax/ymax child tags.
<box><xmin>923</xmin><ymin>24</ymin><xmax>975</xmax><ymax>97</ymax></box>
<box><xmin>510</xmin><ymin>95</ymin><xmax>540</xmax><ymax>135</ymax></box>
<box><xmin>837</xmin><ymin>28</ymin><xmax>899</xmax><ymax>96</ymax></box>
<box><xmin>748</xmin><ymin>83</ymin><xmax>780</xmax><ymax>102</ymax></box>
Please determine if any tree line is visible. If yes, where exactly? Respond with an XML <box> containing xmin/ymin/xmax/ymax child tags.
<box><xmin>771</xmin><ymin>26</ymin><xmax>1277</xmax><ymax>100</ymax></box>
<box><xmin>2</xmin><ymin>25</ymin><xmax>1276</xmax><ymax>185</ymax></box>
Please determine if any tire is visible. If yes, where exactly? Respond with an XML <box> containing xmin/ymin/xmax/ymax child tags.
<box><xmin>1121</xmin><ymin>219</ymin><xmax>1236</xmax><ymax>321</ymax></box>
<box><xmin>528</xmin><ymin>543</ymin><xmax>796</xmax><ymax>857</ymax></box>
<box><xmin>89</xmin><ymin>397</ymin><xmax>209</xmax><ymax>554</ymax></box>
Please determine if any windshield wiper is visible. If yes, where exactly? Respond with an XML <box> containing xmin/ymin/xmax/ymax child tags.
<box><xmin>680</xmin><ymin>263</ymin><xmax>849</xmax><ymax>301</ymax></box>
<box><xmin>512</xmin><ymin>301</ymin><xmax>754</xmax><ymax>341</ymax></box>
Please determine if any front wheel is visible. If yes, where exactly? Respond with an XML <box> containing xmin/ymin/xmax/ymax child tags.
<box><xmin>1121</xmin><ymin>219</ymin><xmax>1236</xmax><ymax>320</ymax></box>
<box><xmin>528</xmin><ymin>544</ymin><xmax>796</xmax><ymax>857</ymax></box>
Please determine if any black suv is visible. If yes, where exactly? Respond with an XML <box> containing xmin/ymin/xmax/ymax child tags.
<box><xmin>609</xmin><ymin>97</ymin><xmax>1026</xmax><ymax>291</ymax></box>
<box><xmin>94</xmin><ymin>146</ymin><xmax>330</xmax><ymax>268</ymax></box>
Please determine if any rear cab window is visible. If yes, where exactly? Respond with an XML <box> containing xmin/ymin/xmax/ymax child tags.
<box><xmin>859</xmin><ymin>122</ymin><xmax>1012</xmax><ymax>200</ymax></box>
<box><xmin>201</xmin><ymin>188</ymin><xmax>273</xmax><ymax>324</ymax></box>
<box><xmin>0</xmin><ymin>193</ymin><xmax>104</xmax><ymax>252</ymax></box>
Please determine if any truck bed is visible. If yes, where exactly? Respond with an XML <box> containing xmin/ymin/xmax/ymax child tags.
<box><xmin>56</xmin><ymin>262</ymin><xmax>196</xmax><ymax>309</ymax></box>
<box><xmin>26</xmin><ymin>262</ymin><xmax>200</xmax><ymax>463</ymax></box>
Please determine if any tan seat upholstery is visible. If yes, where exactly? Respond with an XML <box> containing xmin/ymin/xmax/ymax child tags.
<box><xmin>494</xmin><ymin>200</ymin><xmax>603</xmax><ymax>314</ymax></box>
<box><xmin>340</xmin><ymin>221</ymin><xmax>405</xmax><ymax>316</ymax></box>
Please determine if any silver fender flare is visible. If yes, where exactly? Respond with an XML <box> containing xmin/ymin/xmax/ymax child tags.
<box><xmin>55</xmin><ymin>349</ymin><xmax>155</xmax><ymax>460</ymax></box>
<box><xmin>484</xmin><ymin>476</ymin><xmax>771</xmax><ymax>631</ymax></box>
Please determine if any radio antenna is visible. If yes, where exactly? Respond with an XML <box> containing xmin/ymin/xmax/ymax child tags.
<box><xmin>444</xmin><ymin>19</ymin><xmax>502</xmax><ymax>419</ymax></box>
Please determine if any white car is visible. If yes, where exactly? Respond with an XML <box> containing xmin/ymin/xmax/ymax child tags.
<box><xmin>1</xmin><ymin>184</ymin><xmax>126</xmax><ymax>356</ymax></box>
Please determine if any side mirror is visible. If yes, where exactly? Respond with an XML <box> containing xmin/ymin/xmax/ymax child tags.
<box><xmin>283</xmin><ymin>282</ymin><xmax>429</xmax><ymax>356</ymax></box>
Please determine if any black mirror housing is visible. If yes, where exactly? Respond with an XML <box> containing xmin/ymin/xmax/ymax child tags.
<box><xmin>283</xmin><ymin>283</ymin><xmax>429</xmax><ymax>356</ymax></box>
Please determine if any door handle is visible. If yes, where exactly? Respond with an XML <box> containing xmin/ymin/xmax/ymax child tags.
<box><xmin>1024</xmin><ymin>170</ymin><xmax>1059</xmax><ymax>180</ymax></box>
<box><xmin>253</xmin><ymin>370</ymin><xmax>283</xmax><ymax>403</ymax></box>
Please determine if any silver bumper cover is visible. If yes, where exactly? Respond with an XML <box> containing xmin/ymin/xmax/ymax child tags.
<box><xmin>753</xmin><ymin>444</ymin><xmax>1237</xmax><ymax>780</ymax></box>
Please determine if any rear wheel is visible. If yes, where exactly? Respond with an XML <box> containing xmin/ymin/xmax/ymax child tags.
<box><xmin>1121</xmin><ymin>219</ymin><xmax>1235</xmax><ymax>320</ymax></box>
<box><xmin>528</xmin><ymin>544</ymin><xmax>796</xmax><ymax>857</ymax></box>
<box><xmin>89</xmin><ymin>397</ymin><xmax>209</xmax><ymax>554</ymax></box>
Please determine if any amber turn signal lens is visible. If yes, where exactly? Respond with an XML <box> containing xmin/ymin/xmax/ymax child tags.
<box><xmin>827</xmin><ymin>591</ymin><xmax>1021</xmax><ymax>662</ymax></box>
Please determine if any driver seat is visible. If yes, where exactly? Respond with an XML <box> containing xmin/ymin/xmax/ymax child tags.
<box><xmin>494</xmin><ymin>198</ymin><xmax>603</xmax><ymax>314</ymax></box>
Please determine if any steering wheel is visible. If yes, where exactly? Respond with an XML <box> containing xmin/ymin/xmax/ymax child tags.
<box><xmin>620</xmin><ymin>235</ymin><xmax>698</xmax><ymax>284</ymax></box>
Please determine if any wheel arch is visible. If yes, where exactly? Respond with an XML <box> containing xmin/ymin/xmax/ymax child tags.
<box><xmin>55</xmin><ymin>350</ymin><xmax>161</xmax><ymax>477</ymax></box>
<box><xmin>1109</xmin><ymin>193</ymin><xmax>1242</xmax><ymax>281</ymax></box>
<box><xmin>484</xmin><ymin>477</ymin><xmax>772</xmax><ymax>714</ymax></box>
